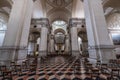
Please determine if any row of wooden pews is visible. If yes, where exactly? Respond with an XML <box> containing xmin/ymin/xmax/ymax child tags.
<box><xmin>83</xmin><ymin>58</ymin><xmax>120</xmax><ymax>80</ymax></box>
<box><xmin>0</xmin><ymin>58</ymin><xmax>38</xmax><ymax>80</ymax></box>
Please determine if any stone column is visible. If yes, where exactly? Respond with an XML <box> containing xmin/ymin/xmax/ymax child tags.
<box><xmin>65</xmin><ymin>35</ymin><xmax>70</xmax><ymax>54</ymax></box>
<box><xmin>82</xmin><ymin>41</ymin><xmax>88</xmax><ymax>55</ymax></box>
<box><xmin>70</xmin><ymin>19</ymin><xmax>79</xmax><ymax>57</ymax></box>
<box><xmin>28</xmin><ymin>33</ymin><xmax>38</xmax><ymax>56</ymax></box>
<box><xmin>17</xmin><ymin>0</ymin><xmax>34</xmax><ymax>64</ymax></box>
<box><xmin>28</xmin><ymin>42</ymin><xmax>36</xmax><ymax>55</ymax></box>
<box><xmin>50</xmin><ymin>35</ymin><xmax>55</xmax><ymax>54</ymax></box>
<box><xmin>84</xmin><ymin>0</ymin><xmax>116</xmax><ymax>63</ymax></box>
<box><xmin>39</xmin><ymin>19</ymin><xmax>49</xmax><ymax>57</ymax></box>
<box><xmin>31</xmin><ymin>18</ymin><xmax>49</xmax><ymax>67</ymax></box>
<box><xmin>0</xmin><ymin>0</ymin><xmax>33</xmax><ymax>65</ymax></box>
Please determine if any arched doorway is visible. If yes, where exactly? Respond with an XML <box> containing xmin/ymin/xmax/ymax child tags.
<box><xmin>78</xmin><ymin>25</ymin><xmax>88</xmax><ymax>57</ymax></box>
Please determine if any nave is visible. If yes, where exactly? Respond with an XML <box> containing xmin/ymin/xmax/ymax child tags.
<box><xmin>0</xmin><ymin>55</ymin><xmax>120</xmax><ymax>80</ymax></box>
<box><xmin>0</xmin><ymin>0</ymin><xmax>120</xmax><ymax>80</ymax></box>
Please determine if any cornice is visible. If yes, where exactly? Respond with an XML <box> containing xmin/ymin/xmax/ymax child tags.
<box><xmin>69</xmin><ymin>18</ymin><xmax>85</xmax><ymax>28</ymax></box>
<box><xmin>31</xmin><ymin>18</ymin><xmax>50</xmax><ymax>28</ymax></box>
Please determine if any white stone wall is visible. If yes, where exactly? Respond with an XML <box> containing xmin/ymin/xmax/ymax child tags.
<box><xmin>72</xmin><ymin>0</ymin><xmax>85</xmax><ymax>18</ymax></box>
<box><xmin>32</xmin><ymin>0</ymin><xmax>45</xmax><ymax>18</ymax></box>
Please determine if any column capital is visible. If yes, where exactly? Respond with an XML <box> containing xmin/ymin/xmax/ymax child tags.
<box><xmin>69</xmin><ymin>18</ymin><xmax>85</xmax><ymax>28</ymax></box>
<box><xmin>31</xmin><ymin>18</ymin><xmax>50</xmax><ymax>28</ymax></box>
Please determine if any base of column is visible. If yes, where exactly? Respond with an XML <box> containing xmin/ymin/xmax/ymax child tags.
<box><xmin>72</xmin><ymin>50</ymin><xmax>80</xmax><ymax>58</ymax></box>
<box><xmin>88</xmin><ymin>45</ymin><xmax>116</xmax><ymax>63</ymax></box>
<box><xmin>39</xmin><ymin>51</ymin><xmax>47</xmax><ymax>57</ymax></box>
<box><xmin>99</xmin><ymin>48</ymin><xmax>116</xmax><ymax>63</ymax></box>
<box><xmin>0</xmin><ymin>60</ymin><xmax>11</xmax><ymax>66</ymax></box>
<box><xmin>17</xmin><ymin>49</ymin><xmax>28</xmax><ymax>64</ymax></box>
<box><xmin>37</xmin><ymin>58</ymin><xmax>41</xmax><ymax>68</ymax></box>
<box><xmin>88</xmin><ymin>49</ymin><xmax>98</xmax><ymax>63</ymax></box>
<box><xmin>0</xmin><ymin>46</ymin><xmax>17</xmax><ymax>66</ymax></box>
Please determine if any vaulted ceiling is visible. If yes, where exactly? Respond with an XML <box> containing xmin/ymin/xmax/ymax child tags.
<box><xmin>103</xmin><ymin>0</ymin><xmax>120</xmax><ymax>16</ymax></box>
<box><xmin>103</xmin><ymin>0</ymin><xmax>120</xmax><ymax>9</ymax></box>
<box><xmin>45</xmin><ymin>0</ymin><xmax>73</xmax><ymax>23</ymax></box>
<box><xmin>0</xmin><ymin>0</ymin><xmax>120</xmax><ymax>22</ymax></box>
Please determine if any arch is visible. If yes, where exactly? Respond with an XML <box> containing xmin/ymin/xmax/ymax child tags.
<box><xmin>103</xmin><ymin>0</ymin><xmax>120</xmax><ymax>9</ymax></box>
<box><xmin>106</xmin><ymin>12</ymin><xmax>120</xmax><ymax>45</ymax></box>
<box><xmin>52</xmin><ymin>20</ymin><xmax>67</xmax><ymax>34</ymax></box>
<box><xmin>78</xmin><ymin>30</ymin><xmax>87</xmax><ymax>42</ymax></box>
<box><xmin>54</xmin><ymin>28</ymin><xmax>66</xmax><ymax>34</ymax></box>
<box><xmin>0</xmin><ymin>0</ymin><xmax>12</xmax><ymax>8</ymax></box>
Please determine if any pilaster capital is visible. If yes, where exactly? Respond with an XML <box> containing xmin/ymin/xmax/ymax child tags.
<box><xmin>69</xmin><ymin>18</ymin><xmax>85</xmax><ymax>28</ymax></box>
<box><xmin>31</xmin><ymin>18</ymin><xmax>50</xmax><ymax>29</ymax></box>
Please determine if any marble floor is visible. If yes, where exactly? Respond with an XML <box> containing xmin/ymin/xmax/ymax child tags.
<box><xmin>0</xmin><ymin>55</ymin><xmax>119</xmax><ymax>80</ymax></box>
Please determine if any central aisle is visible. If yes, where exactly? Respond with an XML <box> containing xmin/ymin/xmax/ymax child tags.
<box><xmin>9</xmin><ymin>55</ymin><xmax>113</xmax><ymax>80</ymax></box>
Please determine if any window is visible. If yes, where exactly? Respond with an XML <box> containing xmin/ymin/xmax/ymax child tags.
<box><xmin>107</xmin><ymin>13</ymin><xmax>120</xmax><ymax>30</ymax></box>
<box><xmin>107</xmin><ymin>13</ymin><xmax>120</xmax><ymax>45</ymax></box>
<box><xmin>52</xmin><ymin>20</ymin><xmax>67</xmax><ymax>31</ymax></box>
<box><xmin>0</xmin><ymin>18</ymin><xmax>7</xmax><ymax>46</ymax></box>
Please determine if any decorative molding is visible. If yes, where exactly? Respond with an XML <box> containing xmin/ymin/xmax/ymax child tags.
<box><xmin>0</xmin><ymin>46</ymin><xmax>27</xmax><ymax>50</ymax></box>
<box><xmin>88</xmin><ymin>45</ymin><xmax>115</xmax><ymax>49</ymax></box>
<box><xmin>69</xmin><ymin>18</ymin><xmax>85</xmax><ymax>28</ymax></box>
<box><xmin>31</xmin><ymin>18</ymin><xmax>50</xmax><ymax>28</ymax></box>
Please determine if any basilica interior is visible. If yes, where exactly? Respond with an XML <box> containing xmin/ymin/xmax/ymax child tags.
<box><xmin>0</xmin><ymin>0</ymin><xmax>120</xmax><ymax>80</ymax></box>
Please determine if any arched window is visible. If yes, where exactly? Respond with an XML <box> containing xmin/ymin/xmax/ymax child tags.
<box><xmin>107</xmin><ymin>13</ymin><xmax>120</xmax><ymax>45</ymax></box>
<box><xmin>0</xmin><ymin>18</ymin><xmax>7</xmax><ymax>46</ymax></box>
<box><xmin>52</xmin><ymin>20</ymin><xmax>67</xmax><ymax>31</ymax></box>
<box><xmin>107</xmin><ymin>13</ymin><xmax>120</xmax><ymax>30</ymax></box>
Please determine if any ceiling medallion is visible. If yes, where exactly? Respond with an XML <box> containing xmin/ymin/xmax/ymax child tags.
<box><xmin>47</xmin><ymin>0</ymin><xmax>72</xmax><ymax>7</ymax></box>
